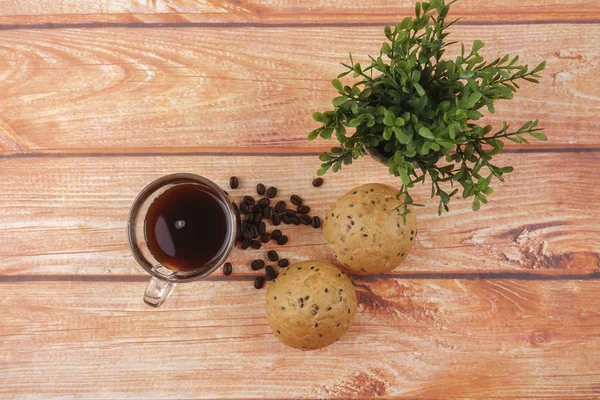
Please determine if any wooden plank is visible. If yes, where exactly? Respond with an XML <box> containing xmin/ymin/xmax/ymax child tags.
<box><xmin>1</xmin><ymin>279</ymin><xmax>599</xmax><ymax>398</ymax></box>
<box><xmin>1</xmin><ymin>152</ymin><xmax>598</xmax><ymax>276</ymax></box>
<box><xmin>0</xmin><ymin>0</ymin><xmax>598</xmax><ymax>25</ymax></box>
<box><xmin>0</xmin><ymin>24</ymin><xmax>598</xmax><ymax>154</ymax></box>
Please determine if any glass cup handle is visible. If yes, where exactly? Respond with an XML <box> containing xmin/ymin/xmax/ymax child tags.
<box><xmin>144</xmin><ymin>276</ymin><xmax>176</xmax><ymax>307</ymax></box>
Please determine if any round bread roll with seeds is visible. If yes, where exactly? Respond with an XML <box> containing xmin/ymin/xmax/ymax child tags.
<box><xmin>265</xmin><ymin>260</ymin><xmax>357</xmax><ymax>351</ymax></box>
<box><xmin>322</xmin><ymin>183</ymin><xmax>417</xmax><ymax>274</ymax></box>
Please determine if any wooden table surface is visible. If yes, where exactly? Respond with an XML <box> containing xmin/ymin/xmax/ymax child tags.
<box><xmin>1</xmin><ymin>1</ymin><xmax>599</xmax><ymax>398</ymax></box>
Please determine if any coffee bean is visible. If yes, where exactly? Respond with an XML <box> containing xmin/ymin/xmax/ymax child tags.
<box><xmin>252</xmin><ymin>204</ymin><xmax>260</xmax><ymax>213</ymax></box>
<box><xmin>251</xmin><ymin>259</ymin><xmax>265</xmax><ymax>270</ymax></box>
<box><xmin>311</xmin><ymin>216</ymin><xmax>321</xmax><ymax>229</ymax></box>
<box><xmin>299</xmin><ymin>214</ymin><xmax>311</xmax><ymax>225</ymax></box>
<box><xmin>266</xmin><ymin>186</ymin><xmax>277</xmax><ymax>198</ymax></box>
<box><xmin>223</xmin><ymin>262</ymin><xmax>233</xmax><ymax>276</ymax></box>
<box><xmin>277</xmin><ymin>235</ymin><xmax>288</xmax><ymax>245</ymax></box>
<box><xmin>256</xmin><ymin>183</ymin><xmax>266</xmax><ymax>196</ymax></box>
<box><xmin>285</xmin><ymin>209</ymin><xmax>297</xmax><ymax>216</ymax></box>
<box><xmin>251</xmin><ymin>240</ymin><xmax>262</xmax><ymax>249</ymax></box>
<box><xmin>271</xmin><ymin>230</ymin><xmax>282</xmax><ymax>240</ymax></box>
<box><xmin>258</xmin><ymin>198</ymin><xmax>270</xmax><ymax>209</ymax></box>
<box><xmin>258</xmin><ymin>221</ymin><xmax>267</xmax><ymax>234</ymax></box>
<box><xmin>242</xmin><ymin>231</ymin><xmax>252</xmax><ymax>240</ymax></box>
<box><xmin>250</xmin><ymin>225</ymin><xmax>259</xmax><ymax>239</ymax></box>
<box><xmin>268</xmin><ymin>250</ymin><xmax>279</xmax><ymax>262</ymax></box>
<box><xmin>290</xmin><ymin>195</ymin><xmax>303</xmax><ymax>206</ymax></box>
<box><xmin>254</xmin><ymin>276</ymin><xmax>265</xmax><ymax>289</ymax></box>
<box><xmin>254</xmin><ymin>213</ymin><xmax>263</xmax><ymax>224</ymax></box>
<box><xmin>261</xmin><ymin>232</ymin><xmax>271</xmax><ymax>243</ymax></box>
<box><xmin>297</xmin><ymin>205</ymin><xmax>310</xmax><ymax>214</ymax></box>
<box><xmin>239</xmin><ymin>202</ymin><xmax>249</xmax><ymax>214</ymax></box>
<box><xmin>246</xmin><ymin>213</ymin><xmax>255</xmax><ymax>224</ymax></box>
<box><xmin>243</xmin><ymin>196</ymin><xmax>255</xmax><ymax>206</ymax></box>
<box><xmin>272</xmin><ymin>213</ymin><xmax>281</xmax><ymax>226</ymax></box>
<box><xmin>241</xmin><ymin>220</ymin><xmax>250</xmax><ymax>232</ymax></box>
<box><xmin>274</xmin><ymin>201</ymin><xmax>286</xmax><ymax>214</ymax></box>
<box><xmin>278</xmin><ymin>259</ymin><xmax>289</xmax><ymax>268</ymax></box>
<box><xmin>263</xmin><ymin>206</ymin><xmax>273</xmax><ymax>219</ymax></box>
<box><xmin>282</xmin><ymin>215</ymin><xmax>291</xmax><ymax>224</ymax></box>
<box><xmin>229</xmin><ymin>176</ymin><xmax>239</xmax><ymax>189</ymax></box>
<box><xmin>291</xmin><ymin>216</ymin><xmax>301</xmax><ymax>225</ymax></box>
<box><xmin>241</xmin><ymin>238</ymin><xmax>251</xmax><ymax>250</ymax></box>
<box><xmin>312</xmin><ymin>178</ymin><xmax>323</xmax><ymax>187</ymax></box>
<box><xmin>265</xmin><ymin>265</ymin><xmax>277</xmax><ymax>281</ymax></box>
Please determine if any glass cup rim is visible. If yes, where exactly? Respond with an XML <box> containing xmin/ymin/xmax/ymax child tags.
<box><xmin>127</xmin><ymin>173</ymin><xmax>237</xmax><ymax>283</ymax></box>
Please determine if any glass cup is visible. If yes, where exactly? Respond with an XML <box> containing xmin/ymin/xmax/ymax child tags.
<box><xmin>127</xmin><ymin>173</ymin><xmax>238</xmax><ymax>307</ymax></box>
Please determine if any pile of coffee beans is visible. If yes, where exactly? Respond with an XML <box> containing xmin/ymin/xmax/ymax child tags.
<box><xmin>224</xmin><ymin>177</ymin><xmax>324</xmax><ymax>289</ymax></box>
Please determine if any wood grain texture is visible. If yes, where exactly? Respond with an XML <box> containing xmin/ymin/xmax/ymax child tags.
<box><xmin>0</xmin><ymin>0</ymin><xmax>598</xmax><ymax>25</ymax></box>
<box><xmin>1</xmin><ymin>152</ymin><xmax>598</xmax><ymax>276</ymax></box>
<box><xmin>0</xmin><ymin>24</ymin><xmax>598</xmax><ymax>154</ymax></box>
<box><xmin>1</xmin><ymin>278</ymin><xmax>599</xmax><ymax>398</ymax></box>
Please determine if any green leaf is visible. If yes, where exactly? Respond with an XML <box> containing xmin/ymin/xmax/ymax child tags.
<box><xmin>348</xmin><ymin>118</ymin><xmax>362</xmax><ymax>127</ymax></box>
<box><xmin>418</xmin><ymin>127</ymin><xmax>435</xmax><ymax>140</ymax></box>
<box><xmin>404</xmin><ymin>146</ymin><xmax>417</xmax><ymax>158</ymax></box>
<box><xmin>530</xmin><ymin>132</ymin><xmax>547</xmax><ymax>141</ymax></box>
<box><xmin>467</xmin><ymin>91</ymin><xmax>482</xmax><ymax>108</ymax></box>
<box><xmin>308</xmin><ymin>128</ymin><xmax>321</xmax><ymax>141</ymax></box>
<box><xmin>331</xmin><ymin>79</ymin><xmax>343</xmax><ymax>92</ymax></box>
<box><xmin>471</xmin><ymin>40</ymin><xmax>485</xmax><ymax>54</ymax></box>
<box><xmin>384</xmin><ymin>25</ymin><xmax>392</xmax><ymax>38</ymax></box>
<box><xmin>399</xmin><ymin>16</ymin><xmax>413</xmax><ymax>30</ymax></box>
<box><xmin>436</xmin><ymin>140</ymin><xmax>454</xmax><ymax>150</ymax></box>
<box><xmin>448</xmin><ymin>124</ymin><xmax>456</xmax><ymax>140</ymax></box>
<box><xmin>399</xmin><ymin>168</ymin><xmax>410</xmax><ymax>185</ymax></box>
<box><xmin>317</xmin><ymin>166</ymin><xmax>330</xmax><ymax>176</ymax></box>
<box><xmin>321</xmin><ymin>127</ymin><xmax>334</xmax><ymax>139</ymax></box>
<box><xmin>446</xmin><ymin>60</ymin><xmax>455</xmax><ymax>76</ymax></box>
<box><xmin>439</xmin><ymin>190</ymin><xmax>450</xmax><ymax>204</ymax></box>
<box><xmin>532</xmin><ymin>60</ymin><xmax>547</xmax><ymax>74</ymax></box>
<box><xmin>332</xmin><ymin>96</ymin><xmax>347</xmax><ymax>107</ymax></box>
<box><xmin>383</xmin><ymin>126</ymin><xmax>393</xmax><ymax>140</ymax></box>
<box><xmin>330</xmin><ymin>147</ymin><xmax>343</xmax><ymax>154</ymax></box>
<box><xmin>383</xmin><ymin>110</ymin><xmax>396</xmax><ymax>126</ymax></box>
<box><xmin>381</xmin><ymin>42</ymin><xmax>391</xmax><ymax>54</ymax></box>
<box><xmin>472</xmin><ymin>196</ymin><xmax>481</xmax><ymax>211</ymax></box>
<box><xmin>395</xmin><ymin>117</ymin><xmax>406</xmax><ymax>127</ymax></box>
<box><xmin>413</xmin><ymin>82</ymin><xmax>426</xmax><ymax>97</ymax></box>
<box><xmin>412</xmin><ymin>70</ymin><xmax>421</xmax><ymax>82</ymax></box>
<box><xmin>455</xmin><ymin>109</ymin><xmax>467</xmax><ymax>119</ymax></box>
<box><xmin>312</xmin><ymin>112</ymin><xmax>325</xmax><ymax>122</ymax></box>
<box><xmin>506</xmin><ymin>136</ymin><xmax>522</xmax><ymax>143</ymax></box>
<box><xmin>319</xmin><ymin>152</ymin><xmax>332</xmax><ymax>161</ymax></box>
<box><xmin>466</xmin><ymin>110</ymin><xmax>482</xmax><ymax>120</ymax></box>
<box><xmin>394</xmin><ymin>127</ymin><xmax>411</xmax><ymax>144</ymax></box>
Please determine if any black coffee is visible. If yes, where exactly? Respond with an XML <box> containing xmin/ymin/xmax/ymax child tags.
<box><xmin>145</xmin><ymin>184</ymin><xmax>229</xmax><ymax>271</ymax></box>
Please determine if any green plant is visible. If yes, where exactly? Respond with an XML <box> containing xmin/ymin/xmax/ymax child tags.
<box><xmin>309</xmin><ymin>0</ymin><xmax>547</xmax><ymax>220</ymax></box>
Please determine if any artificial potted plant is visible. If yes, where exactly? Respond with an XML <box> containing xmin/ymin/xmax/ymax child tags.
<box><xmin>309</xmin><ymin>0</ymin><xmax>547</xmax><ymax>220</ymax></box>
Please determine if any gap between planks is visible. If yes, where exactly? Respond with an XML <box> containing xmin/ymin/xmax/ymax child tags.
<box><xmin>1</xmin><ymin>270</ymin><xmax>599</xmax><ymax>283</ymax></box>
<box><xmin>1</xmin><ymin>145</ymin><xmax>599</xmax><ymax>159</ymax></box>
<box><xmin>0</xmin><ymin>18</ymin><xmax>600</xmax><ymax>31</ymax></box>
